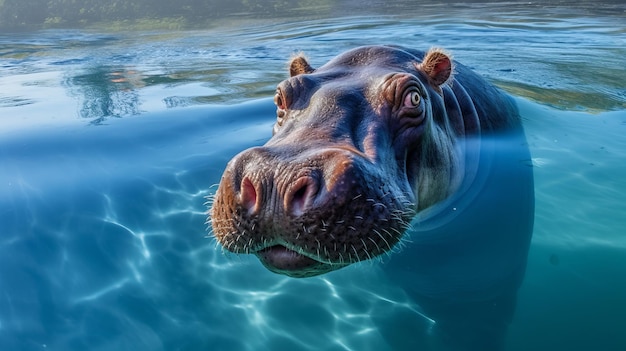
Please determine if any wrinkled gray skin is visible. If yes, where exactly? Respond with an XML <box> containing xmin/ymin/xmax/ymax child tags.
<box><xmin>210</xmin><ymin>45</ymin><xmax>534</xmax><ymax>350</ymax></box>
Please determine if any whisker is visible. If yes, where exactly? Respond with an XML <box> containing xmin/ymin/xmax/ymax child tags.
<box><xmin>360</xmin><ymin>239</ymin><xmax>373</xmax><ymax>261</ymax></box>
<box><xmin>368</xmin><ymin>237</ymin><xmax>381</xmax><ymax>253</ymax></box>
<box><xmin>373</xmin><ymin>229</ymin><xmax>393</xmax><ymax>252</ymax></box>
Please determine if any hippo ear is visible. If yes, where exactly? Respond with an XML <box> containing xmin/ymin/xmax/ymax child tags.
<box><xmin>417</xmin><ymin>48</ymin><xmax>453</xmax><ymax>87</ymax></box>
<box><xmin>289</xmin><ymin>55</ymin><xmax>315</xmax><ymax>77</ymax></box>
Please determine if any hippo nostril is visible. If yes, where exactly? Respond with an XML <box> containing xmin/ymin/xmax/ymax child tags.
<box><xmin>292</xmin><ymin>186</ymin><xmax>309</xmax><ymax>212</ymax></box>
<box><xmin>241</xmin><ymin>176</ymin><xmax>258</xmax><ymax>214</ymax></box>
<box><xmin>287</xmin><ymin>176</ymin><xmax>319</xmax><ymax>217</ymax></box>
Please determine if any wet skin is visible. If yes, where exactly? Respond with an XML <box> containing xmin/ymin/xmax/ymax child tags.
<box><xmin>210</xmin><ymin>45</ymin><xmax>534</xmax><ymax>350</ymax></box>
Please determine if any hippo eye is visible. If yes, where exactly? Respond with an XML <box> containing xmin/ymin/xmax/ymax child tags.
<box><xmin>404</xmin><ymin>90</ymin><xmax>421</xmax><ymax>108</ymax></box>
<box><xmin>274</xmin><ymin>89</ymin><xmax>287</xmax><ymax>110</ymax></box>
<box><xmin>274</xmin><ymin>89</ymin><xmax>288</xmax><ymax>126</ymax></box>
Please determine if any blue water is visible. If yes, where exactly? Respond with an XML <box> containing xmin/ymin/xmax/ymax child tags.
<box><xmin>1</xmin><ymin>1</ymin><xmax>626</xmax><ymax>350</ymax></box>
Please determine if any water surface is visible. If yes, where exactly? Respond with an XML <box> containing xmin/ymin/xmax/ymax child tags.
<box><xmin>1</xmin><ymin>1</ymin><xmax>625</xmax><ymax>350</ymax></box>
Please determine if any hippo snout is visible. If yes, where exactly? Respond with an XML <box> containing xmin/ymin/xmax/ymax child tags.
<box><xmin>234</xmin><ymin>148</ymin><xmax>324</xmax><ymax>218</ymax></box>
<box><xmin>211</xmin><ymin>145</ymin><xmax>415</xmax><ymax>277</ymax></box>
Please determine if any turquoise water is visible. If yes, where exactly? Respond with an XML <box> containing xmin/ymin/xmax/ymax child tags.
<box><xmin>1</xmin><ymin>1</ymin><xmax>626</xmax><ymax>350</ymax></box>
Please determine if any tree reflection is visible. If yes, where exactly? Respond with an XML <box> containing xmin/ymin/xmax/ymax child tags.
<box><xmin>65</xmin><ymin>66</ymin><xmax>144</xmax><ymax>125</ymax></box>
<box><xmin>0</xmin><ymin>0</ymin><xmax>335</xmax><ymax>29</ymax></box>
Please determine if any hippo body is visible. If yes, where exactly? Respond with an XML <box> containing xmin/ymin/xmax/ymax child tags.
<box><xmin>210</xmin><ymin>46</ymin><xmax>534</xmax><ymax>350</ymax></box>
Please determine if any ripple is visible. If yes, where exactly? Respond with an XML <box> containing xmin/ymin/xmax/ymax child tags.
<box><xmin>0</xmin><ymin>96</ymin><xmax>35</xmax><ymax>107</ymax></box>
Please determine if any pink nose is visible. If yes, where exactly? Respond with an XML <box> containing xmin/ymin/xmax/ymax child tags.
<box><xmin>284</xmin><ymin>175</ymin><xmax>320</xmax><ymax>216</ymax></box>
<box><xmin>240</xmin><ymin>176</ymin><xmax>258</xmax><ymax>215</ymax></box>
<box><xmin>239</xmin><ymin>173</ymin><xmax>320</xmax><ymax>217</ymax></box>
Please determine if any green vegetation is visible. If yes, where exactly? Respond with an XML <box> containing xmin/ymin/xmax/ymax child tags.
<box><xmin>0</xmin><ymin>0</ymin><xmax>328</xmax><ymax>30</ymax></box>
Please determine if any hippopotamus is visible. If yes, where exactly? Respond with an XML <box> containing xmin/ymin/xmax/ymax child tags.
<box><xmin>209</xmin><ymin>45</ymin><xmax>534</xmax><ymax>350</ymax></box>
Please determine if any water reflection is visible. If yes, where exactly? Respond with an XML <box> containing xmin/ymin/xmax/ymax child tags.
<box><xmin>2</xmin><ymin>2</ymin><xmax>624</xmax><ymax>128</ymax></box>
<box><xmin>64</xmin><ymin>67</ymin><xmax>143</xmax><ymax>123</ymax></box>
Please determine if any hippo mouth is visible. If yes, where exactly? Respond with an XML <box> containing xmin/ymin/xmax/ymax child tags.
<box><xmin>256</xmin><ymin>245</ymin><xmax>343</xmax><ymax>278</ymax></box>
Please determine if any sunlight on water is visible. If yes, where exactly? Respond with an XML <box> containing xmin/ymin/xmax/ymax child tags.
<box><xmin>1</xmin><ymin>1</ymin><xmax>625</xmax><ymax>351</ymax></box>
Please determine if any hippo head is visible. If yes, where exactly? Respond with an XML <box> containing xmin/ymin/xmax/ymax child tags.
<box><xmin>210</xmin><ymin>46</ymin><xmax>463</xmax><ymax>277</ymax></box>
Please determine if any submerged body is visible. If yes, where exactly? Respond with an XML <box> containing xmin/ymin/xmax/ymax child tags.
<box><xmin>210</xmin><ymin>45</ymin><xmax>534</xmax><ymax>350</ymax></box>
